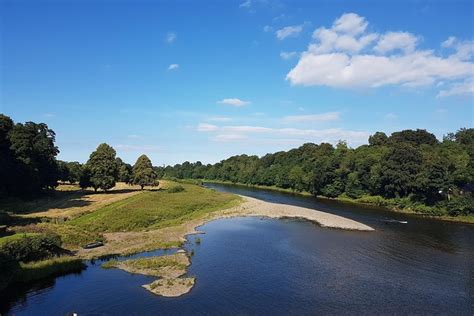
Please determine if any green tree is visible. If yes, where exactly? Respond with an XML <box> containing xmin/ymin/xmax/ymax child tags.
<box><xmin>8</xmin><ymin>121</ymin><xmax>60</xmax><ymax>192</ymax></box>
<box><xmin>116</xmin><ymin>158</ymin><xmax>132</xmax><ymax>184</ymax></box>
<box><xmin>132</xmin><ymin>154</ymin><xmax>158</xmax><ymax>189</ymax></box>
<box><xmin>84</xmin><ymin>143</ymin><xmax>118</xmax><ymax>191</ymax></box>
<box><xmin>380</xmin><ymin>143</ymin><xmax>422</xmax><ymax>198</ymax></box>
<box><xmin>66</xmin><ymin>161</ymin><xmax>83</xmax><ymax>183</ymax></box>
<box><xmin>368</xmin><ymin>132</ymin><xmax>388</xmax><ymax>146</ymax></box>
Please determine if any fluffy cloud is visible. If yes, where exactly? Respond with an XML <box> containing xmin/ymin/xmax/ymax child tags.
<box><xmin>283</xmin><ymin>112</ymin><xmax>340</xmax><ymax>122</ymax></box>
<box><xmin>168</xmin><ymin>63</ymin><xmax>179</xmax><ymax>70</ymax></box>
<box><xmin>286</xmin><ymin>13</ymin><xmax>474</xmax><ymax>97</ymax></box>
<box><xmin>374</xmin><ymin>32</ymin><xmax>418</xmax><ymax>53</ymax></box>
<box><xmin>197</xmin><ymin>123</ymin><xmax>369</xmax><ymax>145</ymax></box>
<box><xmin>217</xmin><ymin>98</ymin><xmax>251</xmax><ymax>107</ymax></box>
<box><xmin>276</xmin><ymin>25</ymin><xmax>304</xmax><ymax>40</ymax></box>
<box><xmin>437</xmin><ymin>78</ymin><xmax>474</xmax><ymax>97</ymax></box>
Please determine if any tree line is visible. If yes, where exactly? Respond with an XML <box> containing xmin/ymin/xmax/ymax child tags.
<box><xmin>158</xmin><ymin>128</ymin><xmax>473</xmax><ymax>216</ymax></box>
<box><xmin>0</xmin><ymin>114</ymin><xmax>158</xmax><ymax>197</ymax></box>
<box><xmin>1</xmin><ymin>114</ymin><xmax>472</xmax><ymax>216</ymax></box>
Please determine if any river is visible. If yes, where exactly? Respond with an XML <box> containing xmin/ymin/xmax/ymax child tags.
<box><xmin>2</xmin><ymin>183</ymin><xmax>473</xmax><ymax>315</ymax></box>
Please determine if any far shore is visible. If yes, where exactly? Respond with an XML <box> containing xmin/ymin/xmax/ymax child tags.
<box><xmin>202</xmin><ymin>180</ymin><xmax>474</xmax><ymax>225</ymax></box>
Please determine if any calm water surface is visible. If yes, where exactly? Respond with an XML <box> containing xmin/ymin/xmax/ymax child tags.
<box><xmin>2</xmin><ymin>183</ymin><xmax>473</xmax><ymax>315</ymax></box>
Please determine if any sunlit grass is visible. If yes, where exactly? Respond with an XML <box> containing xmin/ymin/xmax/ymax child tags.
<box><xmin>70</xmin><ymin>182</ymin><xmax>241</xmax><ymax>232</ymax></box>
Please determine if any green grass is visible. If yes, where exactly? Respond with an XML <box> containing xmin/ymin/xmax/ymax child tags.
<box><xmin>0</xmin><ymin>233</ymin><xmax>39</xmax><ymax>246</ymax></box>
<box><xmin>70</xmin><ymin>182</ymin><xmax>241</xmax><ymax>232</ymax></box>
<box><xmin>18</xmin><ymin>256</ymin><xmax>85</xmax><ymax>283</ymax></box>
<box><xmin>102</xmin><ymin>256</ymin><xmax>186</xmax><ymax>270</ymax></box>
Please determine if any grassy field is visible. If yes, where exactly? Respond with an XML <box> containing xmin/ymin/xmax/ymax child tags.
<box><xmin>0</xmin><ymin>181</ymin><xmax>239</xmax><ymax>248</ymax></box>
<box><xmin>69</xmin><ymin>182</ymin><xmax>241</xmax><ymax>233</ymax></box>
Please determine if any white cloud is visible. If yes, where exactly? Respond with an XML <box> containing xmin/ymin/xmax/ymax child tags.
<box><xmin>276</xmin><ymin>24</ymin><xmax>304</xmax><ymax>40</ymax></box>
<box><xmin>437</xmin><ymin>78</ymin><xmax>474</xmax><ymax>97</ymax></box>
<box><xmin>283</xmin><ymin>112</ymin><xmax>340</xmax><ymax>122</ymax></box>
<box><xmin>166</xmin><ymin>32</ymin><xmax>176</xmax><ymax>44</ymax></box>
<box><xmin>197</xmin><ymin>123</ymin><xmax>218</xmax><ymax>132</ymax></box>
<box><xmin>239</xmin><ymin>0</ymin><xmax>251</xmax><ymax>8</ymax></box>
<box><xmin>197</xmin><ymin>123</ymin><xmax>369</xmax><ymax>145</ymax></box>
<box><xmin>333</xmin><ymin>13</ymin><xmax>368</xmax><ymax>35</ymax></box>
<box><xmin>441</xmin><ymin>36</ymin><xmax>456</xmax><ymax>48</ymax></box>
<box><xmin>286</xmin><ymin>13</ymin><xmax>474</xmax><ymax>97</ymax></box>
<box><xmin>374</xmin><ymin>32</ymin><xmax>418</xmax><ymax>54</ymax></box>
<box><xmin>168</xmin><ymin>63</ymin><xmax>179</xmax><ymax>70</ymax></box>
<box><xmin>212</xmin><ymin>134</ymin><xmax>248</xmax><ymax>142</ymax></box>
<box><xmin>218</xmin><ymin>98</ymin><xmax>251</xmax><ymax>107</ymax></box>
<box><xmin>280</xmin><ymin>51</ymin><xmax>298</xmax><ymax>60</ymax></box>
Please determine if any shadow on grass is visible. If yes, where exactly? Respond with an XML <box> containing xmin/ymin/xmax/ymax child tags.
<box><xmin>0</xmin><ymin>185</ymin><xmax>162</xmax><ymax>216</ymax></box>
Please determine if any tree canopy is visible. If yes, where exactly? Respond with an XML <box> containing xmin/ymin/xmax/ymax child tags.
<box><xmin>0</xmin><ymin>115</ymin><xmax>60</xmax><ymax>196</ymax></box>
<box><xmin>81</xmin><ymin>143</ymin><xmax>119</xmax><ymax>191</ymax></box>
<box><xmin>132</xmin><ymin>154</ymin><xmax>158</xmax><ymax>189</ymax></box>
<box><xmin>160</xmin><ymin>128</ymin><xmax>473</xmax><ymax>216</ymax></box>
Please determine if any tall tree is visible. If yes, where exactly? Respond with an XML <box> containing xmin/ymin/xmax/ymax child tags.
<box><xmin>132</xmin><ymin>154</ymin><xmax>158</xmax><ymax>189</ymax></box>
<box><xmin>8</xmin><ymin>121</ymin><xmax>60</xmax><ymax>192</ymax></box>
<box><xmin>84</xmin><ymin>143</ymin><xmax>118</xmax><ymax>191</ymax></box>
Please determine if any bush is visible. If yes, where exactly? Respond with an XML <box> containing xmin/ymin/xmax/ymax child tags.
<box><xmin>445</xmin><ymin>196</ymin><xmax>474</xmax><ymax>216</ymax></box>
<box><xmin>0</xmin><ymin>233</ymin><xmax>63</xmax><ymax>262</ymax></box>
<box><xmin>167</xmin><ymin>185</ymin><xmax>185</xmax><ymax>193</ymax></box>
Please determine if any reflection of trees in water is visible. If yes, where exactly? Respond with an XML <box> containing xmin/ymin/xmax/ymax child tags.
<box><xmin>0</xmin><ymin>266</ymin><xmax>85</xmax><ymax>314</ymax></box>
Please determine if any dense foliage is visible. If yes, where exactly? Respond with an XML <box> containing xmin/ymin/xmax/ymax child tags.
<box><xmin>0</xmin><ymin>115</ymin><xmax>60</xmax><ymax>197</ymax></box>
<box><xmin>159</xmin><ymin>129</ymin><xmax>473</xmax><ymax>216</ymax></box>
<box><xmin>0</xmin><ymin>233</ymin><xmax>63</xmax><ymax>263</ymax></box>
<box><xmin>132</xmin><ymin>154</ymin><xmax>158</xmax><ymax>189</ymax></box>
<box><xmin>80</xmin><ymin>143</ymin><xmax>119</xmax><ymax>191</ymax></box>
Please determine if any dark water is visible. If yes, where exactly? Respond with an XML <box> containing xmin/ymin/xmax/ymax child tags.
<box><xmin>2</xmin><ymin>183</ymin><xmax>473</xmax><ymax>315</ymax></box>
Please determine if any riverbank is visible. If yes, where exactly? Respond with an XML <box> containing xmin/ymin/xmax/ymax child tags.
<box><xmin>1</xmin><ymin>181</ymin><xmax>373</xmax><ymax>297</ymax></box>
<box><xmin>203</xmin><ymin>180</ymin><xmax>474</xmax><ymax>224</ymax></box>
<box><xmin>77</xmin><ymin>193</ymin><xmax>374</xmax><ymax>259</ymax></box>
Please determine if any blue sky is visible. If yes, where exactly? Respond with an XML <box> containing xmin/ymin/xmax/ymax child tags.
<box><xmin>1</xmin><ymin>0</ymin><xmax>473</xmax><ymax>166</ymax></box>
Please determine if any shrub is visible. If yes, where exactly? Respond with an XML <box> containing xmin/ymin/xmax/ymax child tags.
<box><xmin>0</xmin><ymin>233</ymin><xmax>63</xmax><ymax>262</ymax></box>
<box><xmin>445</xmin><ymin>196</ymin><xmax>474</xmax><ymax>216</ymax></box>
<box><xmin>167</xmin><ymin>185</ymin><xmax>185</xmax><ymax>193</ymax></box>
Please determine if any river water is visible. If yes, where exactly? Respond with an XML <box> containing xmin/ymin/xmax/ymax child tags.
<box><xmin>2</xmin><ymin>183</ymin><xmax>473</xmax><ymax>315</ymax></box>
